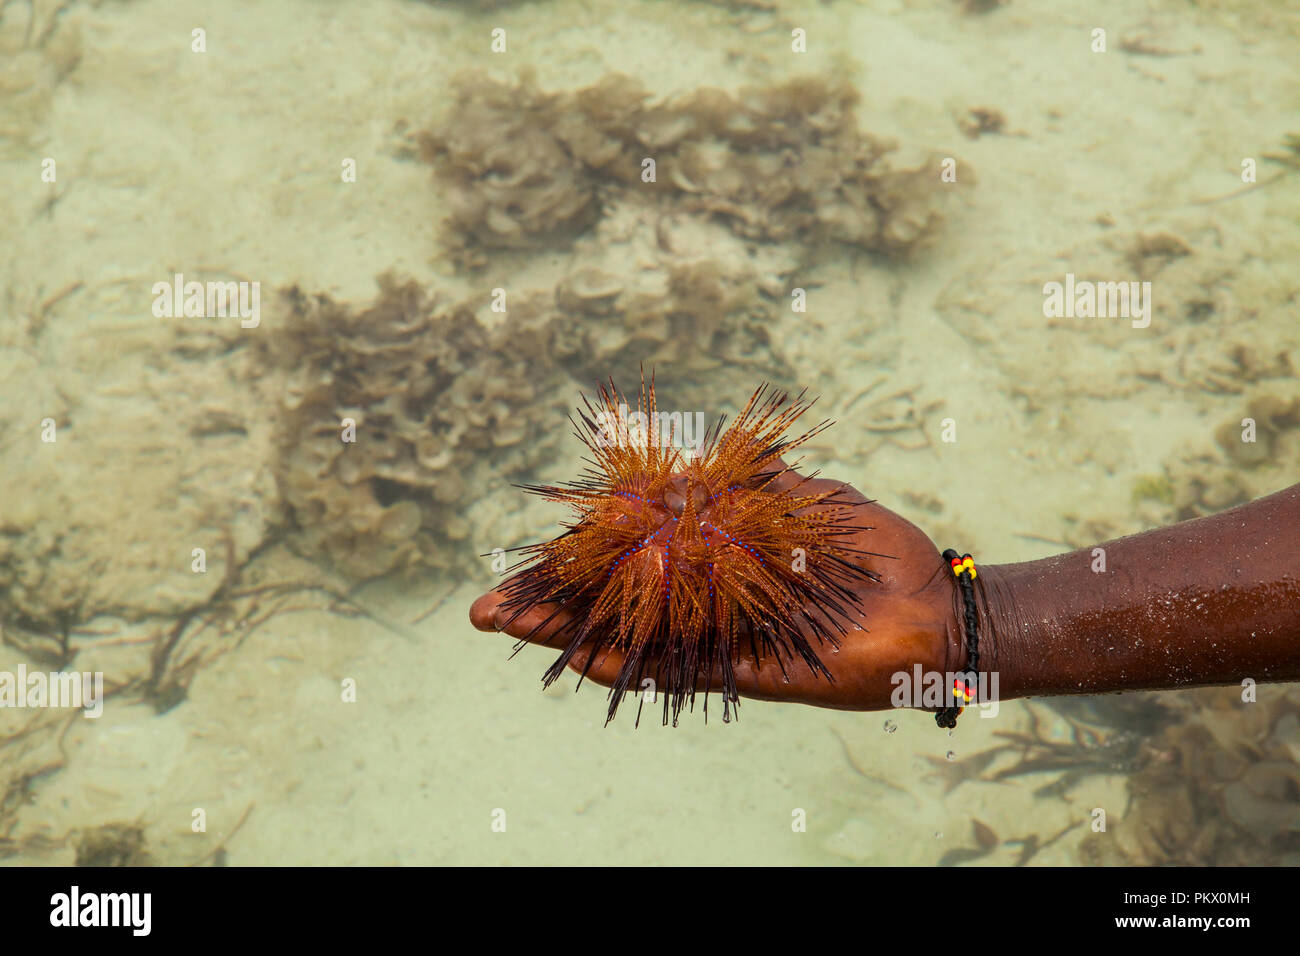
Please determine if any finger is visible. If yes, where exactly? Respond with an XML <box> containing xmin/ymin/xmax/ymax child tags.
<box><xmin>566</xmin><ymin>643</ymin><xmax>628</xmax><ymax>686</ymax></box>
<box><xmin>469</xmin><ymin>588</ymin><xmax>578</xmax><ymax>647</ymax></box>
<box><xmin>566</xmin><ymin>640</ymin><xmax>801</xmax><ymax>703</ymax></box>
<box><xmin>469</xmin><ymin>590</ymin><xmax>504</xmax><ymax>631</ymax></box>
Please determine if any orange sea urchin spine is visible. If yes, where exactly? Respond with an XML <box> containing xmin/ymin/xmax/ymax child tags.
<box><xmin>499</xmin><ymin>376</ymin><xmax>879</xmax><ymax>725</ymax></box>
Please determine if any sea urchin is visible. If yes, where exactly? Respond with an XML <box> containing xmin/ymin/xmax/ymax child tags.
<box><xmin>498</xmin><ymin>376</ymin><xmax>879</xmax><ymax>725</ymax></box>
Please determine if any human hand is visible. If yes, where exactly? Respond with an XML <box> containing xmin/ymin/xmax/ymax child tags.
<box><xmin>469</xmin><ymin>465</ymin><xmax>958</xmax><ymax>713</ymax></box>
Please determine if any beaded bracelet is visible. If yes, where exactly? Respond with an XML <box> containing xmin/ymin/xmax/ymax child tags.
<box><xmin>935</xmin><ymin>549</ymin><xmax>979</xmax><ymax>729</ymax></box>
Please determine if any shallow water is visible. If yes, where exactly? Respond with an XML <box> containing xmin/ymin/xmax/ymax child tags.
<box><xmin>0</xmin><ymin>0</ymin><xmax>1297</xmax><ymax>866</ymax></box>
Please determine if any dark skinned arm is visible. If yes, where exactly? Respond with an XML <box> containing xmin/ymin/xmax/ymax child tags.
<box><xmin>980</xmin><ymin>481</ymin><xmax>1300</xmax><ymax>700</ymax></box>
<box><xmin>469</xmin><ymin>477</ymin><xmax>1300</xmax><ymax>712</ymax></box>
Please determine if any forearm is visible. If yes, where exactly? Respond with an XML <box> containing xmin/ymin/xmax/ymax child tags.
<box><xmin>977</xmin><ymin>483</ymin><xmax>1300</xmax><ymax>700</ymax></box>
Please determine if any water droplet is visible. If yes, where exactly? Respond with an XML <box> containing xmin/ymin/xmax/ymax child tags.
<box><xmin>883</xmin><ymin>719</ymin><xmax>897</xmax><ymax>734</ymax></box>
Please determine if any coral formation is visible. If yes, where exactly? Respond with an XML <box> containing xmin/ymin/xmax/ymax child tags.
<box><xmin>258</xmin><ymin>262</ymin><xmax>795</xmax><ymax>581</ymax></box>
<box><xmin>258</xmin><ymin>277</ymin><xmax>564</xmax><ymax>579</ymax></box>
<box><xmin>305</xmin><ymin>68</ymin><xmax>961</xmax><ymax>582</ymax></box>
<box><xmin>419</xmin><ymin>73</ymin><xmax>953</xmax><ymax>267</ymax></box>
<box><xmin>74</xmin><ymin>823</ymin><xmax>153</xmax><ymax>867</ymax></box>
<box><xmin>289</xmin><ymin>69</ymin><xmax>962</xmax><ymax>584</ymax></box>
<box><xmin>1079</xmin><ymin>687</ymin><xmax>1300</xmax><ymax>865</ymax></box>
<box><xmin>0</xmin><ymin>0</ymin><xmax>83</xmax><ymax>152</ymax></box>
<box><xmin>269</xmin><ymin>68</ymin><xmax>967</xmax><ymax>580</ymax></box>
<box><xmin>934</xmin><ymin>689</ymin><xmax>1300</xmax><ymax>866</ymax></box>
<box><xmin>1215</xmin><ymin>393</ymin><xmax>1300</xmax><ymax>467</ymax></box>
<box><xmin>1129</xmin><ymin>386</ymin><xmax>1300</xmax><ymax>526</ymax></box>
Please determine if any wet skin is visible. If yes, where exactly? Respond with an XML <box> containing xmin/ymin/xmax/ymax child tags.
<box><xmin>470</xmin><ymin>470</ymin><xmax>1300</xmax><ymax>713</ymax></box>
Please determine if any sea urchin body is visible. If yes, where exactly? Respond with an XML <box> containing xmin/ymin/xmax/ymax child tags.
<box><xmin>499</xmin><ymin>377</ymin><xmax>879</xmax><ymax>725</ymax></box>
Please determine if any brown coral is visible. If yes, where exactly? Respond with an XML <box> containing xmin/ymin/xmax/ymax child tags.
<box><xmin>1081</xmin><ymin>688</ymin><xmax>1300</xmax><ymax>866</ymax></box>
<box><xmin>257</xmin><ymin>277</ymin><xmax>568</xmax><ymax>579</ymax></box>
<box><xmin>258</xmin><ymin>267</ymin><xmax>791</xmax><ymax>581</ymax></box>
<box><xmin>419</xmin><ymin>72</ymin><xmax>954</xmax><ymax>266</ymax></box>
<box><xmin>1215</xmin><ymin>393</ymin><xmax>1300</xmax><ymax>468</ymax></box>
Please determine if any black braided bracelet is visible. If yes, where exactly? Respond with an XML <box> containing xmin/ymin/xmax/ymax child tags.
<box><xmin>935</xmin><ymin>549</ymin><xmax>979</xmax><ymax>730</ymax></box>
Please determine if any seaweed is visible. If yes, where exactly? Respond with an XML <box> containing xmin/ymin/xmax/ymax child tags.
<box><xmin>926</xmin><ymin>701</ymin><xmax>1160</xmax><ymax>800</ymax></box>
<box><xmin>418</xmin><ymin>72</ymin><xmax>956</xmax><ymax>267</ymax></box>
<box><xmin>1131</xmin><ymin>386</ymin><xmax>1300</xmax><ymax>526</ymax></box>
<box><xmin>1082</xmin><ymin>688</ymin><xmax>1300</xmax><ymax>865</ymax></box>
<box><xmin>1214</xmin><ymin>394</ymin><xmax>1300</xmax><ymax>469</ymax></box>
<box><xmin>0</xmin><ymin>0</ymin><xmax>83</xmax><ymax>151</ymax></box>
<box><xmin>257</xmin><ymin>276</ymin><xmax>569</xmax><ymax>580</ymax></box>
<box><xmin>74</xmin><ymin>823</ymin><xmax>152</xmax><ymax>867</ymax></box>
<box><xmin>257</xmin><ymin>270</ymin><xmax>791</xmax><ymax>581</ymax></box>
